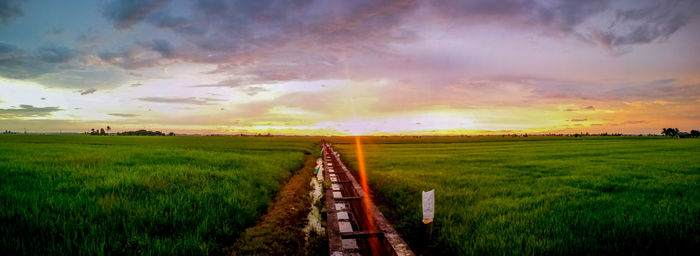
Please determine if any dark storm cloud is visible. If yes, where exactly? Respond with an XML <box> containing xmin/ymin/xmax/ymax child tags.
<box><xmin>97</xmin><ymin>0</ymin><xmax>696</xmax><ymax>84</ymax></box>
<box><xmin>0</xmin><ymin>104</ymin><xmax>62</xmax><ymax>118</ymax></box>
<box><xmin>112</xmin><ymin>0</ymin><xmax>418</xmax><ymax>67</ymax></box>
<box><xmin>89</xmin><ymin>0</ymin><xmax>700</xmax><ymax>88</ymax></box>
<box><xmin>590</xmin><ymin>0</ymin><xmax>700</xmax><ymax>50</ymax></box>
<box><xmin>137</xmin><ymin>96</ymin><xmax>226</xmax><ymax>105</ymax></box>
<box><xmin>0</xmin><ymin>0</ymin><xmax>23</xmax><ymax>24</ymax></box>
<box><xmin>102</xmin><ymin>0</ymin><xmax>172</xmax><ymax>29</ymax></box>
<box><xmin>0</xmin><ymin>42</ymin><xmax>77</xmax><ymax>79</ymax></box>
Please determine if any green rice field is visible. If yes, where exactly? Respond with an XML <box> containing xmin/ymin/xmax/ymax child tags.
<box><xmin>0</xmin><ymin>135</ymin><xmax>317</xmax><ymax>255</ymax></box>
<box><xmin>332</xmin><ymin>136</ymin><xmax>700</xmax><ymax>255</ymax></box>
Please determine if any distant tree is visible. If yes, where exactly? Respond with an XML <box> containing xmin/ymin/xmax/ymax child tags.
<box><xmin>661</xmin><ymin>128</ymin><xmax>679</xmax><ymax>137</ymax></box>
<box><xmin>106</xmin><ymin>126</ymin><xmax>111</xmax><ymax>133</ymax></box>
<box><xmin>691</xmin><ymin>130</ymin><xmax>700</xmax><ymax>138</ymax></box>
<box><xmin>168</xmin><ymin>132</ymin><xmax>175</xmax><ymax>136</ymax></box>
<box><xmin>117</xmin><ymin>129</ymin><xmax>166</xmax><ymax>136</ymax></box>
<box><xmin>99</xmin><ymin>128</ymin><xmax>106</xmax><ymax>135</ymax></box>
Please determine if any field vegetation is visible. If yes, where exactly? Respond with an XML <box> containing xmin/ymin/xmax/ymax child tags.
<box><xmin>332</xmin><ymin>136</ymin><xmax>700</xmax><ymax>255</ymax></box>
<box><xmin>0</xmin><ymin>135</ymin><xmax>317</xmax><ymax>255</ymax></box>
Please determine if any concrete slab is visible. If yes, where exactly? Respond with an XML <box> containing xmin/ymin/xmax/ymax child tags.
<box><xmin>338</xmin><ymin>221</ymin><xmax>353</xmax><ymax>233</ymax></box>
<box><xmin>342</xmin><ymin>239</ymin><xmax>359</xmax><ymax>250</ymax></box>
<box><xmin>337</xmin><ymin>211</ymin><xmax>349</xmax><ymax>220</ymax></box>
<box><xmin>333</xmin><ymin>191</ymin><xmax>342</xmax><ymax>198</ymax></box>
<box><xmin>335</xmin><ymin>203</ymin><xmax>346</xmax><ymax>211</ymax></box>
<box><xmin>331</xmin><ymin>184</ymin><xmax>340</xmax><ymax>190</ymax></box>
<box><xmin>329</xmin><ymin>173</ymin><xmax>336</xmax><ymax>177</ymax></box>
<box><xmin>330</xmin><ymin>177</ymin><xmax>337</xmax><ymax>182</ymax></box>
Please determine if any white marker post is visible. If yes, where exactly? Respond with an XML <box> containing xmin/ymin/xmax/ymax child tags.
<box><xmin>422</xmin><ymin>189</ymin><xmax>434</xmax><ymax>224</ymax></box>
<box><xmin>422</xmin><ymin>189</ymin><xmax>435</xmax><ymax>245</ymax></box>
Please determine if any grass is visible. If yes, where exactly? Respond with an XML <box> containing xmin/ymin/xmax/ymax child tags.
<box><xmin>331</xmin><ymin>136</ymin><xmax>700</xmax><ymax>255</ymax></box>
<box><xmin>226</xmin><ymin>155</ymin><xmax>326</xmax><ymax>256</ymax></box>
<box><xmin>0</xmin><ymin>135</ymin><xmax>318</xmax><ymax>255</ymax></box>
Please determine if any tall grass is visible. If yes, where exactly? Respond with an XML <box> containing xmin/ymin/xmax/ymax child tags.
<box><xmin>0</xmin><ymin>135</ymin><xmax>317</xmax><ymax>255</ymax></box>
<box><xmin>333</xmin><ymin>136</ymin><xmax>700</xmax><ymax>255</ymax></box>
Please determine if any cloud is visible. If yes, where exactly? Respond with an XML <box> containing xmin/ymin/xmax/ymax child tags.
<box><xmin>139</xmin><ymin>39</ymin><xmax>175</xmax><ymax>58</ymax></box>
<box><xmin>108</xmin><ymin>113</ymin><xmax>139</xmax><ymax>117</ymax></box>
<box><xmin>79</xmin><ymin>88</ymin><xmax>97</xmax><ymax>95</ymax></box>
<box><xmin>0</xmin><ymin>42</ymin><xmax>79</xmax><ymax>79</ymax></box>
<box><xmin>590</xmin><ymin>0</ymin><xmax>700</xmax><ymax>52</ymax></box>
<box><xmin>130</xmin><ymin>82</ymin><xmax>143</xmax><ymax>87</ymax></box>
<box><xmin>431</xmin><ymin>0</ymin><xmax>609</xmax><ymax>34</ymax></box>
<box><xmin>98</xmin><ymin>45</ymin><xmax>170</xmax><ymax>69</ymax></box>
<box><xmin>531</xmin><ymin>77</ymin><xmax>700</xmax><ymax>104</ymax></box>
<box><xmin>102</xmin><ymin>0</ymin><xmax>172</xmax><ymax>29</ymax></box>
<box><xmin>35</xmin><ymin>45</ymin><xmax>77</xmax><ymax>63</ymax></box>
<box><xmin>570</xmin><ymin>118</ymin><xmax>588</xmax><ymax>122</ymax></box>
<box><xmin>565</xmin><ymin>105</ymin><xmax>595</xmax><ymax>112</ymax></box>
<box><xmin>0</xmin><ymin>0</ymin><xmax>23</xmax><ymax>24</ymax></box>
<box><xmin>137</xmin><ymin>96</ymin><xmax>226</xmax><ymax>105</ymax></box>
<box><xmin>88</xmin><ymin>0</ymin><xmax>694</xmax><ymax>86</ymax></box>
<box><xmin>239</xmin><ymin>86</ymin><xmax>267</xmax><ymax>96</ymax></box>
<box><xmin>0</xmin><ymin>104</ymin><xmax>62</xmax><ymax>118</ymax></box>
<box><xmin>625</xmin><ymin>120</ymin><xmax>646</xmax><ymax>124</ymax></box>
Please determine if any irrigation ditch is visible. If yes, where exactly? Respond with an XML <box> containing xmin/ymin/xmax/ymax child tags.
<box><xmin>322</xmin><ymin>143</ymin><xmax>414</xmax><ymax>256</ymax></box>
<box><xmin>225</xmin><ymin>142</ymin><xmax>414</xmax><ymax>256</ymax></box>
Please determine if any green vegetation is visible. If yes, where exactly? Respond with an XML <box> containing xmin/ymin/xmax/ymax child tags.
<box><xmin>332</xmin><ymin>136</ymin><xmax>700</xmax><ymax>255</ymax></box>
<box><xmin>0</xmin><ymin>135</ymin><xmax>317</xmax><ymax>255</ymax></box>
<box><xmin>226</xmin><ymin>156</ymin><xmax>326</xmax><ymax>256</ymax></box>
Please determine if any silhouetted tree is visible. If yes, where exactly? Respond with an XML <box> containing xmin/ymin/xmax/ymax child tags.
<box><xmin>661</xmin><ymin>128</ymin><xmax>679</xmax><ymax>137</ymax></box>
<box><xmin>99</xmin><ymin>128</ymin><xmax>106</xmax><ymax>135</ymax></box>
<box><xmin>117</xmin><ymin>130</ymin><xmax>166</xmax><ymax>136</ymax></box>
<box><xmin>691</xmin><ymin>130</ymin><xmax>700</xmax><ymax>138</ymax></box>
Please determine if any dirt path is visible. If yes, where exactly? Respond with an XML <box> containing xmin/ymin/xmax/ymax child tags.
<box><xmin>225</xmin><ymin>155</ymin><xmax>326</xmax><ymax>256</ymax></box>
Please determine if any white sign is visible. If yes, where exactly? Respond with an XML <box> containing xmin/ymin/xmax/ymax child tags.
<box><xmin>422</xmin><ymin>189</ymin><xmax>434</xmax><ymax>223</ymax></box>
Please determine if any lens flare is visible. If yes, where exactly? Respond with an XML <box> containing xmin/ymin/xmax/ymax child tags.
<box><xmin>355</xmin><ymin>136</ymin><xmax>383</xmax><ymax>254</ymax></box>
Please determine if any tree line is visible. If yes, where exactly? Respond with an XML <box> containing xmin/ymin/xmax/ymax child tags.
<box><xmin>86</xmin><ymin>127</ymin><xmax>175</xmax><ymax>136</ymax></box>
<box><xmin>661</xmin><ymin>128</ymin><xmax>700</xmax><ymax>138</ymax></box>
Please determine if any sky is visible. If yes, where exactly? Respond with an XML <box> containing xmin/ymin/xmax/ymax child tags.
<box><xmin>1</xmin><ymin>0</ymin><xmax>699</xmax><ymax>135</ymax></box>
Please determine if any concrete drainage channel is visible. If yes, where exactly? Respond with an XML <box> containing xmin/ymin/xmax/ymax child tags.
<box><xmin>321</xmin><ymin>143</ymin><xmax>414</xmax><ymax>256</ymax></box>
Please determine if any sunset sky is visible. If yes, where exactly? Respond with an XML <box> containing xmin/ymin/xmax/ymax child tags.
<box><xmin>1</xmin><ymin>0</ymin><xmax>699</xmax><ymax>135</ymax></box>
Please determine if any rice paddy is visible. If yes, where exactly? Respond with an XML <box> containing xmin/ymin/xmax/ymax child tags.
<box><xmin>331</xmin><ymin>136</ymin><xmax>700</xmax><ymax>255</ymax></box>
<box><xmin>0</xmin><ymin>135</ymin><xmax>317</xmax><ymax>255</ymax></box>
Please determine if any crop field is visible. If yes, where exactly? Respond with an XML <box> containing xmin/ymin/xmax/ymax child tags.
<box><xmin>0</xmin><ymin>135</ymin><xmax>317</xmax><ymax>255</ymax></box>
<box><xmin>332</xmin><ymin>136</ymin><xmax>700</xmax><ymax>255</ymax></box>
